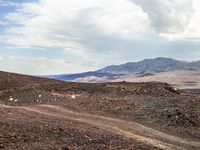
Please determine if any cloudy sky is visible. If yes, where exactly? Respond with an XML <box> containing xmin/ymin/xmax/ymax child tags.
<box><xmin>0</xmin><ymin>0</ymin><xmax>200</xmax><ymax>75</ymax></box>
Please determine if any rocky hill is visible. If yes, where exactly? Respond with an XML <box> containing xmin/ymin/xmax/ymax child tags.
<box><xmin>0</xmin><ymin>71</ymin><xmax>200</xmax><ymax>149</ymax></box>
<box><xmin>98</xmin><ymin>57</ymin><xmax>200</xmax><ymax>74</ymax></box>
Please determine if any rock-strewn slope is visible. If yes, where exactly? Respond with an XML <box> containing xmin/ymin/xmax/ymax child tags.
<box><xmin>0</xmin><ymin>71</ymin><xmax>200</xmax><ymax>149</ymax></box>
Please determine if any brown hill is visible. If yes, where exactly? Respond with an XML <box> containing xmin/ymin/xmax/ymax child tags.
<box><xmin>0</xmin><ymin>71</ymin><xmax>200</xmax><ymax>150</ymax></box>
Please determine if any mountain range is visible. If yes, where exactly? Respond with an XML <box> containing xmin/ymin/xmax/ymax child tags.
<box><xmin>98</xmin><ymin>57</ymin><xmax>200</xmax><ymax>74</ymax></box>
<box><xmin>45</xmin><ymin>57</ymin><xmax>200</xmax><ymax>89</ymax></box>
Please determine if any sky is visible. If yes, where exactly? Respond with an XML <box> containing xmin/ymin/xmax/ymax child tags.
<box><xmin>0</xmin><ymin>0</ymin><xmax>200</xmax><ymax>75</ymax></box>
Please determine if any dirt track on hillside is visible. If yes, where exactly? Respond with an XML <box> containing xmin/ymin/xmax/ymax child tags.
<box><xmin>1</xmin><ymin>104</ymin><xmax>199</xmax><ymax>150</ymax></box>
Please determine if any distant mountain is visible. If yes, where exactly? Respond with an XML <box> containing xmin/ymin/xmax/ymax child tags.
<box><xmin>45</xmin><ymin>71</ymin><xmax>117</xmax><ymax>81</ymax></box>
<box><xmin>98</xmin><ymin>57</ymin><xmax>200</xmax><ymax>74</ymax></box>
<box><xmin>46</xmin><ymin>57</ymin><xmax>200</xmax><ymax>83</ymax></box>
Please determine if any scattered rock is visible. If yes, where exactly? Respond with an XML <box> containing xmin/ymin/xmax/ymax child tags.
<box><xmin>71</xmin><ymin>95</ymin><xmax>76</xmax><ymax>99</ymax></box>
<box><xmin>9</xmin><ymin>96</ymin><xmax>14</xmax><ymax>101</ymax></box>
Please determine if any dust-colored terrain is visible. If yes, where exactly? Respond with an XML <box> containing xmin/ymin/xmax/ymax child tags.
<box><xmin>74</xmin><ymin>71</ymin><xmax>200</xmax><ymax>90</ymax></box>
<box><xmin>0</xmin><ymin>71</ymin><xmax>200</xmax><ymax>150</ymax></box>
<box><xmin>112</xmin><ymin>71</ymin><xmax>200</xmax><ymax>89</ymax></box>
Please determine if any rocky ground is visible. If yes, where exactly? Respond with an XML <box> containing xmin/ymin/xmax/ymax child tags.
<box><xmin>0</xmin><ymin>71</ymin><xmax>200</xmax><ymax>150</ymax></box>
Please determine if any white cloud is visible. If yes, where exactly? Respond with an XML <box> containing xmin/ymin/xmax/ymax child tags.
<box><xmin>0</xmin><ymin>0</ymin><xmax>152</xmax><ymax>74</ymax></box>
<box><xmin>0</xmin><ymin>56</ymin><xmax>3</xmax><ymax>60</ymax></box>
<box><xmin>1</xmin><ymin>0</ymin><xmax>200</xmax><ymax>45</ymax></box>
<box><xmin>160</xmin><ymin>0</ymin><xmax>200</xmax><ymax>41</ymax></box>
<box><xmin>133</xmin><ymin>0</ymin><xmax>193</xmax><ymax>33</ymax></box>
<box><xmin>132</xmin><ymin>0</ymin><xmax>200</xmax><ymax>41</ymax></box>
<box><xmin>87</xmin><ymin>0</ymin><xmax>149</xmax><ymax>39</ymax></box>
<box><xmin>1</xmin><ymin>0</ymin><xmax>149</xmax><ymax>48</ymax></box>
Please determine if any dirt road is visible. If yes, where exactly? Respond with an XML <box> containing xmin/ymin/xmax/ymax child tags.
<box><xmin>1</xmin><ymin>104</ymin><xmax>199</xmax><ymax>150</ymax></box>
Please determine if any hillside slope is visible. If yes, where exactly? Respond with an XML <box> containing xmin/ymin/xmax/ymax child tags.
<box><xmin>0</xmin><ymin>71</ymin><xmax>200</xmax><ymax>149</ymax></box>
